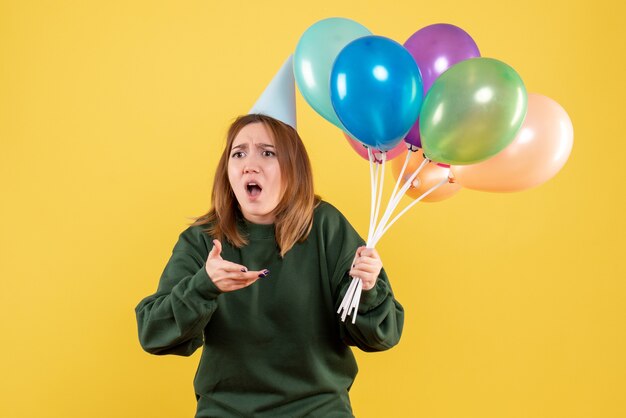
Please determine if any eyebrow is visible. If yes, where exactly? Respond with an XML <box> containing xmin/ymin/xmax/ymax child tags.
<box><xmin>231</xmin><ymin>143</ymin><xmax>275</xmax><ymax>151</ymax></box>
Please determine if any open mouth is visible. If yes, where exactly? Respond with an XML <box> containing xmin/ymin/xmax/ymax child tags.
<box><xmin>246</xmin><ymin>182</ymin><xmax>262</xmax><ymax>197</ymax></box>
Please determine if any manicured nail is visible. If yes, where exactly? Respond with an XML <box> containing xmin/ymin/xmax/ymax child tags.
<box><xmin>241</xmin><ymin>268</ymin><xmax>247</xmax><ymax>272</ymax></box>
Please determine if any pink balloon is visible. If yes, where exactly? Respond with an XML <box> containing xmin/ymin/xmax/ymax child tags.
<box><xmin>451</xmin><ymin>93</ymin><xmax>573</xmax><ymax>192</ymax></box>
<box><xmin>344</xmin><ymin>133</ymin><xmax>406</xmax><ymax>163</ymax></box>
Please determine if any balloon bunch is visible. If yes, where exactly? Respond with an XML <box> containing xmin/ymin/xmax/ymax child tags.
<box><xmin>294</xmin><ymin>19</ymin><xmax>574</xmax><ymax>323</ymax></box>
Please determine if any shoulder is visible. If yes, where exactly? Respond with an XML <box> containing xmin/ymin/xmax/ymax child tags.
<box><xmin>312</xmin><ymin>200</ymin><xmax>363</xmax><ymax>244</ymax></box>
<box><xmin>313</xmin><ymin>200</ymin><xmax>348</xmax><ymax>223</ymax></box>
<box><xmin>313</xmin><ymin>200</ymin><xmax>350</xmax><ymax>232</ymax></box>
<box><xmin>174</xmin><ymin>223</ymin><xmax>213</xmax><ymax>255</ymax></box>
<box><xmin>310</xmin><ymin>201</ymin><xmax>365</xmax><ymax>276</ymax></box>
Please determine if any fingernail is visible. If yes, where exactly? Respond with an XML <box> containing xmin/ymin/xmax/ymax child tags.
<box><xmin>241</xmin><ymin>268</ymin><xmax>247</xmax><ymax>272</ymax></box>
<box><xmin>258</xmin><ymin>269</ymin><xmax>270</xmax><ymax>278</ymax></box>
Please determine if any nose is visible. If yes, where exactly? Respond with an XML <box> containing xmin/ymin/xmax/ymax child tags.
<box><xmin>244</xmin><ymin>165</ymin><xmax>260</xmax><ymax>174</ymax></box>
<box><xmin>242</xmin><ymin>150</ymin><xmax>261</xmax><ymax>173</ymax></box>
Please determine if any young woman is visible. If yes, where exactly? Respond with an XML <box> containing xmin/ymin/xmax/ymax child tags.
<box><xmin>135</xmin><ymin>114</ymin><xmax>404</xmax><ymax>417</ymax></box>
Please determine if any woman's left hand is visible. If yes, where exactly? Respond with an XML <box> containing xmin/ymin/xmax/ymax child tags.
<box><xmin>349</xmin><ymin>246</ymin><xmax>383</xmax><ymax>291</ymax></box>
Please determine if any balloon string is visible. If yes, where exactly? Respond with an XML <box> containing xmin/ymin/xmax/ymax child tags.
<box><xmin>373</xmin><ymin>150</ymin><xmax>412</xmax><ymax>245</ymax></box>
<box><xmin>348</xmin><ymin>279</ymin><xmax>363</xmax><ymax>324</ymax></box>
<box><xmin>340</xmin><ymin>148</ymin><xmax>377</xmax><ymax>322</ymax></box>
<box><xmin>391</xmin><ymin>157</ymin><xmax>429</xmax><ymax>211</ymax></box>
<box><xmin>340</xmin><ymin>153</ymin><xmax>447</xmax><ymax>321</ymax></box>
<box><xmin>340</xmin><ymin>277</ymin><xmax>361</xmax><ymax>321</ymax></box>
<box><xmin>342</xmin><ymin>151</ymin><xmax>388</xmax><ymax>322</ymax></box>
<box><xmin>388</xmin><ymin>150</ymin><xmax>411</xmax><ymax>213</ymax></box>
<box><xmin>370</xmin><ymin>151</ymin><xmax>386</xmax><ymax>247</ymax></box>
<box><xmin>373</xmin><ymin>176</ymin><xmax>448</xmax><ymax>245</ymax></box>
<box><xmin>337</xmin><ymin>251</ymin><xmax>361</xmax><ymax>319</ymax></box>
<box><xmin>373</xmin><ymin>157</ymin><xmax>429</xmax><ymax>245</ymax></box>
<box><xmin>337</xmin><ymin>252</ymin><xmax>359</xmax><ymax>316</ymax></box>
<box><xmin>367</xmin><ymin>148</ymin><xmax>378</xmax><ymax>243</ymax></box>
<box><xmin>337</xmin><ymin>257</ymin><xmax>359</xmax><ymax>317</ymax></box>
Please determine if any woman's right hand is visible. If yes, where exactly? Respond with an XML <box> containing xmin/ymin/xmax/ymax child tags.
<box><xmin>205</xmin><ymin>239</ymin><xmax>268</xmax><ymax>292</ymax></box>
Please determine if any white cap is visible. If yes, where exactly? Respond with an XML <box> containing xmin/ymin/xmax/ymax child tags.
<box><xmin>249</xmin><ymin>55</ymin><xmax>297</xmax><ymax>130</ymax></box>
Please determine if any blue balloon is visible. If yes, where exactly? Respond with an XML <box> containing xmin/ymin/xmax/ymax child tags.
<box><xmin>330</xmin><ymin>35</ymin><xmax>423</xmax><ymax>150</ymax></box>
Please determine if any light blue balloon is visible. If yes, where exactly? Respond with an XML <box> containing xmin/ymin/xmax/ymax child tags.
<box><xmin>330</xmin><ymin>36</ymin><xmax>423</xmax><ymax>150</ymax></box>
<box><xmin>294</xmin><ymin>18</ymin><xmax>372</xmax><ymax>129</ymax></box>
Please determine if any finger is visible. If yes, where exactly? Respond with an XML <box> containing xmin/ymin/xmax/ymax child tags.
<box><xmin>245</xmin><ymin>276</ymin><xmax>262</xmax><ymax>287</ymax></box>
<box><xmin>218</xmin><ymin>274</ymin><xmax>263</xmax><ymax>292</ymax></box>
<box><xmin>221</xmin><ymin>264</ymin><xmax>268</xmax><ymax>279</ymax></box>
<box><xmin>220</xmin><ymin>260</ymin><xmax>251</xmax><ymax>273</ymax></box>
<box><xmin>244</xmin><ymin>270</ymin><xmax>269</xmax><ymax>280</ymax></box>
<box><xmin>352</xmin><ymin>246</ymin><xmax>366</xmax><ymax>268</ymax></box>
<box><xmin>208</xmin><ymin>239</ymin><xmax>222</xmax><ymax>260</ymax></box>
<box><xmin>350</xmin><ymin>264</ymin><xmax>380</xmax><ymax>277</ymax></box>
<box><xmin>350</xmin><ymin>268</ymin><xmax>373</xmax><ymax>279</ymax></box>
<box><xmin>349</xmin><ymin>273</ymin><xmax>375</xmax><ymax>292</ymax></box>
<box><xmin>353</xmin><ymin>262</ymin><xmax>380</xmax><ymax>272</ymax></box>
<box><xmin>355</xmin><ymin>256</ymin><xmax>382</xmax><ymax>268</ymax></box>
<box><xmin>219</xmin><ymin>270</ymin><xmax>268</xmax><ymax>282</ymax></box>
<box><xmin>358</xmin><ymin>248</ymin><xmax>380</xmax><ymax>259</ymax></box>
<box><xmin>355</xmin><ymin>253</ymin><xmax>382</xmax><ymax>265</ymax></box>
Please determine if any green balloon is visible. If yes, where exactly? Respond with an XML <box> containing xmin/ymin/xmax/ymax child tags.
<box><xmin>294</xmin><ymin>18</ymin><xmax>371</xmax><ymax>129</ymax></box>
<box><xmin>420</xmin><ymin>58</ymin><xmax>527</xmax><ymax>165</ymax></box>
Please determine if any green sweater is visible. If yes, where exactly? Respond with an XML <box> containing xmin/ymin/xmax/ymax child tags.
<box><xmin>135</xmin><ymin>201</ymin><xmax>404</xmax><ymax>417</ymax></box>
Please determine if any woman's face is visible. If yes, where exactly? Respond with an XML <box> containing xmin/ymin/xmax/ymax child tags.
<box><xmin>227</xmin><ymin>122</ymin><xmax>283</xmax><ymax>224</ymax></box>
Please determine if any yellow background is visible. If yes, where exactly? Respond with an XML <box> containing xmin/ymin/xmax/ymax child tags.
<box><xmin>1</xmin><ymin>0</ymin><xmax>624</xmax><ymax>417</ymax></box>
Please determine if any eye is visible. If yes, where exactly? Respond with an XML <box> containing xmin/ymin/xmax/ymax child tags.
<box><xmin>262</xmin><ymin>150</ymin><xmax>276</xmax><ymax>157</ymax></box>
<box><xmin>231</xmin><ymin>151</ymin><xmax>245</xmax><ymax>158</ymax></box>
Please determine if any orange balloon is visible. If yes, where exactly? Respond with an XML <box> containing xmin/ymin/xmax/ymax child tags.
<box><xmin>451</xmin><ymin>93</ymin><xmax>573</xmax><ymax>192</ymax></box>
<box><xmin>391</xmin><ymin>149</ymin><xmax>461</xmax><ymax>202</ymax></box>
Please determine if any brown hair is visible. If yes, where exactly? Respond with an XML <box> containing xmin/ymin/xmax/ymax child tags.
<box><xmin>191</xmin><ymin>114</ymin><xmax>321</xmax><ymax>257</ymax></box>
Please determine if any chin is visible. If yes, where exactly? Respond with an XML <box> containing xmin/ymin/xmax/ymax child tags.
<box><xmin>241</xmin><ymin>207</ymin><xmax>273</xmax><ymax>222</ymax></box>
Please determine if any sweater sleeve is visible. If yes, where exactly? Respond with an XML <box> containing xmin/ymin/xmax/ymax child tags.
<box><xmin>334</xmin><ymin>254</ymin><xmax>404</xmax><ymax>352</ymax></box>
<box><xmin>320</xmin><ymin>203</ymin><xmax>404</xmax><ymax>352</ymax></box>
<box><xmin>135</xmin><ymin>226</ymin><xmax>222</xmax><ymax>356</ymax></box>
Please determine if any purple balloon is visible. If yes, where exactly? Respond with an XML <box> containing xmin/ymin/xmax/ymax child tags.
<box><xmin>403</xmin><ymin>23</ymin><xmax>480</xmax><ymax>148</ymax></box>
<box><xmin>405</xmin><ymin>117</ymin><xmax>422</xmax><ymax>148</ymax></box>
<box><xmin>404</xmin><ymin>23</ymin><xmax>480</xmax><ymax>92</ymax></box>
